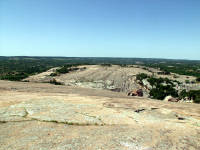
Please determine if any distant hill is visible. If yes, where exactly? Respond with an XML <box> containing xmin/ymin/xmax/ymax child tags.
<box><xmin>0</xmin><ymin>56</ymin><xmax>200</xmax><ymax>81</ymax></box>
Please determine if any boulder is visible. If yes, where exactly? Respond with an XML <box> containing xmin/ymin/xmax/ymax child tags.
<box><xmin>180</xmin><ymin>97</ymin><xmax>194</xmax><ymax>103</ymax></box>
<box><xmin>128</xmin><ymin>89</ymin><xmax>143</xmax><ymax>97</ymax></box>
<box><xmin>136</xmin><ymin>89</ymin><xmax>143</xmax><ymax>97</ymax></box>
<box><xmin>164</xmin><ymin>96</ymin><xmax>173</xmax><ymax>101</ymax></box>
<box><xmin>164</xmin><ymin>96</ymin><xmax>179</xmax><ymax>102</ymax></box>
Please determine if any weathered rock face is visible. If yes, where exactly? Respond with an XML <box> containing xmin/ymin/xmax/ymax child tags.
<box><xmin>142</xmin><ymin>79</ymin><xmax>153</xmax><ymax>90</ymax></box>
<box><xmin>0</xmin><ymin>80</ymin><xmax>200</xmax><ymax>150</ymax></box>
<box><xmin>23</xmin><ymin>65</ymin><xmax>200</xmax><ymax>101</ymax></box>
<box><xmin>179</xmin><ymin>97</ymin><xmax>194</xmax><ymax>103</ymax></box>
<box><xmin>23</xmin><ymin>65</ymin><xmax>152</xmax><ymax>93</ymax></box>
<box><xmin>128</xmin><ymin>89</ymin><xmax>143</xmax><ymax>97</ymax></box>
<box><xmin>164</xmin><ymin>96</ymin><xmax>179</xmax><ymax>102</ymax></box>
<box><xmin>22</xmin><ymin>67</ymin><xmax>59</xmax><ymax>83</ymax></box>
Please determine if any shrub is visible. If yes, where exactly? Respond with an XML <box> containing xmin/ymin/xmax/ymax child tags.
<box><xmin>0</xmin><ymin>72</ymin><xmax>28</xmax><ymax>81</ymax></box>
<box><xmin>56</xmin><ymin>67</ymin><xmax>70</xmax><ymax>74</ymax></box>
<box><xmin>194</xmin><ymin>95</ymin><xmax>200</xmax><ymax>103</ymax></box>
<box><xmin>149</xmin><ymin>85</ymin><xmax>178</xmax><ymax>100</ymax></box>
<box><xmin>173</xmin><ymin>75</ymin><xmax>179</xmax><ymax>78</ymax></box>
<box><xmin>50</xmin><ymin>72</ymin><xmax>59</xmax><ymax>76</ymax></box>
<box><xmin>179</xmin><ymin>89</ymin><xmax>187</xmax><ymax>99</ymax></box>
<box><xmin>136</xmin><ymin>73</ymin><xmax>149</xmax><ymax>81</ymax></box>
<box><xmin>147</xmin><ymin>77</ymin><xmax>172</xmax><ymax>87</ymax></box>
<box><xmin>188</xmin><ymin>90</ymin><xmax>200</xmax><ymax>103</ymax></box>
<box><xmin>185</xmin><ymin>80</ymin><xmax>190</xmax><ymax>84</ymax></box>
<box><xmin>179</xmin><ymin>90</ymin><xmax>200</xmax><ymax>103</ymax></box>
<box><xmin>56</xmin><ymin>65</ymin><xmax>79</xmax><ymax>74</ymax></box>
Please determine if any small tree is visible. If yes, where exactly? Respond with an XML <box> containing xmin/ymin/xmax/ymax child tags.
<box><xmin>196</xmin><ymin>77</ymin><xmax>200</xmax><ymax>82</ymax></box>
<box><xmin>149</xmin><ymin>85</ymin><xmax>178</xmax><ymax>100</ymax></box>
<box><xmin>136</xmin><ymin>73</ymin><xmax>148</xmax><ymax>81</ymax></box>
<box><xmin>185</xmin><ymin>80</ymin><xmax>190</xmax><ymax>84</ymax></box>
<box><xmin>179</xmin><ymin>89</ymin><xmax>187</xmax><ymax>99</ymax></box>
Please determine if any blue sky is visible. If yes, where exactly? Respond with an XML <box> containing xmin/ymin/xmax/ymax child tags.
<box><xmin>0</xmin><ymin>0</ymin><xmax>200</xmax><ymax>60</ymax></box>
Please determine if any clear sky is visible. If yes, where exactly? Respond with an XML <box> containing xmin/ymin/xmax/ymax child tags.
<box><xmin>0</xmin><ymin>0</ymin><xmax>200</xmax><ymax>60</ymax></box>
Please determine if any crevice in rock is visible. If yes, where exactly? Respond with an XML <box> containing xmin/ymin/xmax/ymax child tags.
<box><xmin>0</xmin><ymin>120</ymin><xmax>33</xmax><ymax>123</ymax></box>
<box><xmin>134</xmin><ymin>108</ymin><xmax>146</xmax><ymax>113</ymax></box>
<box><xmin>151</xmin><ymin>108</ymin><xmax>159</xmax><ymax>110</ymax></box>
<box><xmin>0</xmin><ymin>118</ymin><xmax>106</xmax><ymax>126</ymax></box>
<box><xmin>30</xmin><ymin>117</ymin><xmax>105</xmax><ymax>126</ymax></box>
<box><xmin>24</xmin><ymin>108</ymin><xmax>105</xmax><ymax>126</ymax></box>
<box><xmin>177</xmin><ymin>117</ymin><xmax>185</xmax><ymax>120</ymax></box>
<box><xmin>0</xmin><ymin>121</ymin><xmax>6</xmax><ymax>123</ymax></box>
<box><xmin>0</xmin><ymin>107</ymin><xmax>106</xmax><ymax>126</ymax></box>
<box><xmin>74</xmin><ymin>111</ymin><xmax>105</xmax><ymax>126</ymax></box>
<box><xmin>175</xmin><ymin>114</ymin><xmax>186</xmax><ymax>121</ymax></box>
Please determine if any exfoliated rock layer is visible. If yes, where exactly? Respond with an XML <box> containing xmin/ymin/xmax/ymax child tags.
<box><xmin>0</xmin><ymin>80</ymin><xmax>200</xmax><ymax>150</ymax></box>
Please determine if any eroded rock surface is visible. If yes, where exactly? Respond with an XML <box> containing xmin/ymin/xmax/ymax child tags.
<box><xmin>0</xmin><ymin>80</ymin><xmax>200</xmax><ymax>150</ymax></box>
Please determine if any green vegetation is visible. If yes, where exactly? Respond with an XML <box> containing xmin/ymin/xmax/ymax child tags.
<box><xmin>0</xmin><ymin>56</ymin><xmax>199</xmax><ymax>103</ymax></box>
<box><xmin>136</xmin><ymin>73</ymin><xmax>199</xmax><ymax>102</ymax></box>
<box><xmin>0</xmin><ymin>72</ymin><xmax>29</xmax><ymax>81</ymax></box>
<box><xmin>56</xmin><ymin>65</ymin><xmax>79</xmax><ymax>74</ymax></box>
<box><xmin>0</xmin><ymin>56</ymin><xmax>200</xmax><ymax>81</ymax></box>
<box><xmin>179</xmin><ymin>89</ymin><xmax>188</xmax><ymax>99</ymax></box>
<box><xmin>179</xmin><ymin>89</ymin><xmax>200</xmax><ymax>103</ymax></box>
<box><xmin>49</xmin><ymin>64</ymin><xmax>82</xmax><ymax>76</ymax></box>
<box><xmin>147</xmin><ymin>77</ymin><xmax>175</xmax><ymax>87</ymax></box>
<box><xmin>49</xmin><ymin>72</ymin><xmax>59</xmax><ymax>76</ymax></box>
<box><xmin>0</xmin><ymin>57</ymin><xmax>69</xmax><ymax>81</ymax></box>
<box><xmin>100</xmin><ymin>63</ymin><xmax>112</xmax><ymax>67</ymax></box>
<box><xmin>0</xmin><ymin>57</ymin><xmax>89</xmax><ymax>81</ymax></box>
<box><xmin>185</xmin><ymin>80</ymin><xmax>190</xmax><ymax>84</ymax></box>
<box><xmin>136</xmin><ymin>73</ymin><xmax>149</xmax><ymax>81</ymax></box>
<box><xmin>143</xmin><ymin>60</ymin><xmax>200</xmax><ymax>78</ymax></box>
<box><xmin>149</xmin><ymin>85</ymin><xmax>178</xmax><ymax>100</ymax></box>
<box><xmin>147</xmin><ymin>77</ymin><xmax>178</xmax><ymax>100</ymax></box>
<box><xmin>136</xmin><ymin>73</ymin><xmax>179</xmax><ymax>100</ymax></box>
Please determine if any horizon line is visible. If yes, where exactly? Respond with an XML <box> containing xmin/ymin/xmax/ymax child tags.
<box><xmin>0</xmin><ymin>55</ymin><xmax>200</xmax><ymax>61</ymax></box>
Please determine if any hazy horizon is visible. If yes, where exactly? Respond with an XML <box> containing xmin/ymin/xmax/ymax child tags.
<box><xmin>1</xmin><ymin>0</ymin><xmax>200</xmax><ymax>60</ymax></box>
<box><xmin>1</xmin><ymin>56</ymin><xmax>200</xmax><ymax>61</ymax></box>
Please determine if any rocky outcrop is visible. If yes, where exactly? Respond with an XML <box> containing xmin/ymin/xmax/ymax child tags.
<box><xmin>128</xmin><ymin>89</ymin><xmax>143</xmax><ymax>97</ymax></box>
<box><xmin>179</xmin><ymin>97</ymin><xmax>194</xmax><ymax>103</ymax></box>
<box><xmin>164</xmin><ymin>96</ymin><xmax>179</xmax><ymax>102</ymax></box>
<box><xmin>22</xmin><ymin>65</ymin><xmax>200</xmax><ymax>103</ymax></box>
<box><xmin>0</xmin><ymin>81</ymin><xmax>200</xmax><ymax>150</ymax></box>
<box><xmin>22</xmin><ymin>67</ymin><xmax>59</xmax><ymax>83</ymax></box>
<box><xmin>23</xmin><ymin>65</ymin><xmax>152</xmax><ymax>93</ymax></box>
<box><xmin>142</xmin><ymin>79</ymin><xmax>152</xmax><ymax>90</ymax></box>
